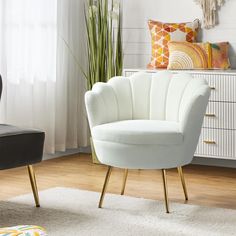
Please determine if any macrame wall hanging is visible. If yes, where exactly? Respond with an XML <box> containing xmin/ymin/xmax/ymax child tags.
<box><xmin>195</xmin><ymin>0</ymin><xmax>225</xmax><ymax>29</ymax></box>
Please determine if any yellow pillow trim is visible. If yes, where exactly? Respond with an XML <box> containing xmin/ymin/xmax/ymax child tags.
<box><xmin>207</xmin><ymin>42</ymin><xmax>212</xmax><ymax>69</ymax></box>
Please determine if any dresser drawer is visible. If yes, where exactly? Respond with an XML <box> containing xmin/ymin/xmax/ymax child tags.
<box><xmin>195</xmin><ymin>129</ymin><xmax>235</xmax><ymax>158</ymax></box>
<box><xmin>203</xmin><ymin>102</ymin><xmax>236</xmax><ymax>130</ymax></box>
<box><xmin>192</xmin><ymin>73</ymin><xmax>236</xmax><ymax>102</ymax></box>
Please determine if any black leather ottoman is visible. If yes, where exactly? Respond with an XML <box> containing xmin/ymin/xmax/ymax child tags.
<box><xmin>0</xmin><ymin>75</ymin><xmax>45</xmax><ymax>207</ymax></box>
<box><xmin>0</xmin><ymin>125</ymin><xmax>45</xmax><ymax>170</ymax></box>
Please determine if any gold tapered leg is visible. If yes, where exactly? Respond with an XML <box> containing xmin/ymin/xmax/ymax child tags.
<box><xmin>161</xmin><ymin>169</ymin><xmax>169</xmax><ymax>213</ymax></box>
<box><xmin>178</xmin><ymin>166</ymin><xmax>188</xmax><ymax>201</ymax></box>
<box><xmin>27</xmin><ymin>165</ymin><xmax>40</xmax><ymax>207</ymax></box>
<box><xmin>98</xmin><ymin>166</ymin><xmax>112</xmax><ymax>208</ymax></box>
<box><xmin>121</xmin><ymin>169</ymin><xmax>128</xmax><ymax>195</ymax></box>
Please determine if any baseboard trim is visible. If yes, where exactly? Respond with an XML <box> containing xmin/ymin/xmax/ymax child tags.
<box><xmin>192</xmin><ymin>156</ymin><xmax>236</xmax><ymax>168</ymax></box>
<box><xmin>43</xmin><ymin>147</ymin><xmax>91</xmax><ymax>161</ymax></box>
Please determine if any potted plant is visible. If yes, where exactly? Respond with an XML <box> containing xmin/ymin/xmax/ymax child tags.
<box><xmin>84</xmin><ymin>0</ymin><xmax>123</xmax><ymax>163</ymax></box>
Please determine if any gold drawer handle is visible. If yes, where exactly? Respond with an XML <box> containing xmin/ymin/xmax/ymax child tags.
<box><xmin>210</xmin><ymin>86</ymin><xmax>216</xmax><ymax>90</ymax></box>
<box><xmin>205</xmin><ymin>113</ymin><xmax>216</xmax><ymax>117</ymax></box>
<box><xmin>204</xmin><ymin>140</ymin><xmax>216</xmax><ymax>144</ymax></box>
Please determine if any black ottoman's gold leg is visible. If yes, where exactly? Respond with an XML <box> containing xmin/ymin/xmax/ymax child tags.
<box><xmin>27</xmin><ymin>165</ymin><xmax>40</xmax><ymax>207</ymax></box>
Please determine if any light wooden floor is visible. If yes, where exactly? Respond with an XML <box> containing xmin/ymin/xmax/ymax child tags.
<box><xmin>0</xmin><ymin>154</ymin><xmax>236</xmax><ymax>210</ymax></box>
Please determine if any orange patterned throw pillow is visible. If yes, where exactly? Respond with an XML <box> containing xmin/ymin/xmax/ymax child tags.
<box><xmin>148</xmin><ymin>19</ymin><xmax>199</xmax><ymax>69</ymax></box>
<box><xmin>211</xmin><ymin>42</ymin><xmax>231</xmax><ymax>69</ymax></box>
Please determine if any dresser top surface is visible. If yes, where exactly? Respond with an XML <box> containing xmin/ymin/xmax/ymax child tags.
<box><xmin>124</xmin><ymin>68</ymin><xmax>236</xmax><ymax>75</ymax></box>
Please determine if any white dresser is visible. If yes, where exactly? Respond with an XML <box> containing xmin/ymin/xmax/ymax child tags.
<box><xmin>124</xmin><ymin>69</ymin><xmax>236</xmax><ymax>161</ymax></box>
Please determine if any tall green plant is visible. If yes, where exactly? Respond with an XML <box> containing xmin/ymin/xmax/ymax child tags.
<box><xmin>85</xmin><ymin>0</ymin><xmax>123</xmax><ymax>90</ymax></box>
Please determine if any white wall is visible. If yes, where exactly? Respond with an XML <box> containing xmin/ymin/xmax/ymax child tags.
<box><xmin>122</xmin><ymin>0</ymin><xmax>236</xmax><ymax>69</ymax></box>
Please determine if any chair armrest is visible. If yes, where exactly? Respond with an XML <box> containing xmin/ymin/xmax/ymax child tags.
<box><xmin>180</xmin><ymin>85</ymin><xmax>210</xmax><ymax>143</ymax></box>
<box><xmin>85</xmin><ymin>82</ymin><xmax>118</xmax><ymax>129</ymax></box>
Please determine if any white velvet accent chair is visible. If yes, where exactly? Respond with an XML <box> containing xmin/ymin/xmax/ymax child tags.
<box><xmin>85</xmin><ymin>71</ymin><xmax>210</xmax><ymax>213</ymax></box>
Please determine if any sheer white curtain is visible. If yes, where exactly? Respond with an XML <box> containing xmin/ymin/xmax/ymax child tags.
<box><xmin>0</xmin><ymin>0</ymin><xmax>88</xmax><ymax>154</ymax></box>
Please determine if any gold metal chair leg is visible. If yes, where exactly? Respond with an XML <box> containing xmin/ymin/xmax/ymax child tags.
<box><xmin>98</xmin><ymin>166</ymin><xmax>112</xmax><ymax>208</ymax></box>
<box><xmin>161</xmin><ymin>169</ymin><xmax>169</xmax><ymax>213</ymax></box>
<box><xmin>178</xmin><ymin>166</ymin><xmax>188</xmax><ymax>201</ymax></box>
<box><xmin>27</xmin><ymin>165</ymin><xmax>40</xmax><ymax>207</ymax></box>
<box><xmin>121</xmin><ymin>169</ymin><xmax>128</xmax><ymax>195</ymax></box>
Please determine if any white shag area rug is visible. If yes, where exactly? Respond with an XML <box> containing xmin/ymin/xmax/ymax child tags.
<box><xmin>0</xmin><ymin>187</ymin><xmax>236</xmax><ymax>236</ymax></box>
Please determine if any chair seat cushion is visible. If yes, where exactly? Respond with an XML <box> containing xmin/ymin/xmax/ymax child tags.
<box><xmin>92</xmin><ymin>120</ymin><xmax>183</xmax><ymax>145</ymax></box>
<box><xmin>0</xmin><ymin>124</ymin><xmax>43</xmax><ymax>137</ymax></box>
<box><xmin>0</xmin><ymin>124</ymin><xmax>45</xmax><ymax>170</ymax></box>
